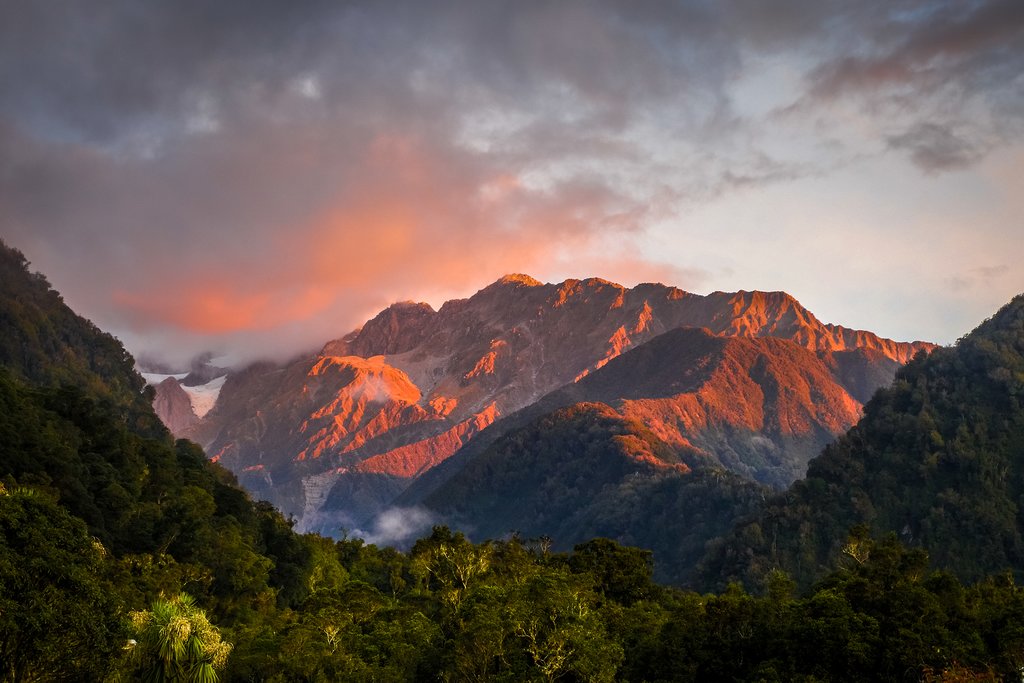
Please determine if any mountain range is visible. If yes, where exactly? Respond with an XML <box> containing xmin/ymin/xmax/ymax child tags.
<box><xmin>5</xmin><ymin>227</ymin><xmax>1024</xmax><ymax>683</ymax></box>
<box><xmin>153</xmin><ymin>274</ymin><xmax>934</xmax><ymax>554</ymax></box>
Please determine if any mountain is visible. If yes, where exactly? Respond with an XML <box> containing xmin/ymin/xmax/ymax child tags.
<box><xmin>181</xmin><ymin>275</ymin><xmax>932</xmax><ymax>534</ymax></box>
<box><xmin>143</xmin><ymin>352</ymin><xmax>229</xmax><ymax>429</ymax></box>
<box><xmin>419</xmin><ymin>401</ymin><xmax>768</xmax><ymax>584</ymax></box>
<box><xmin>400</xmin><ymin>325</ymin><xmax>870</xmax><ymax>509</ymax></box>
<box><xmin>492</xmin><ymin>327</ymin><xmax>866</xmax><ymax>487</ymax></box>
<box><xmin>7</xmin><ymin>237</ymin><xmax>1020</xmax><ymax>681</ymax></box>
<box><xmin>151</xmin><ymin>377</ymin><xmax>199</xmax><ymax>434</ymax></box>
<box><xmin>700</xmin><ymin>294</ymin><xmax>1024</xmax><ymax>590</ymax></box>
<box><xmin>411</xmin><ymin>326</ymin><xmax>882</xmax><ymax>584</ymax></box>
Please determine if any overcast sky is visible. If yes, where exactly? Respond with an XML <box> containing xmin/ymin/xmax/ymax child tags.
<box><xmin>2</xmin><ymin>0</ymin><xmax>1022</xmax><ymax>365</ymax></box>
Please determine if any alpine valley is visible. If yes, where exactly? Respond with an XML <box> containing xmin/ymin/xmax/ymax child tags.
<box><xmin>151</xmin><ymin>273</ymin><xmax>934</xmax><ymax>577</ymax></box>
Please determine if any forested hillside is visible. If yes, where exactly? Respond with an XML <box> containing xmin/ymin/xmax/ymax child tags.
<box><xmin>0</xmin><ymin>241</ymin><xmax>335</xmax><ymax>679</ymax></box>
<box><xmin>702</xmin><ymin>295</ymin><xmax>1024</xmax><ymax>590</ymax></box>
<box><xmin>0</xmin><ymin>243</ymin><xmax>153</xmax><ymax>425</ymax></box>
<box><xmin>423</xmin><ymin>401</ymin><xmax>769</xmax><ymax>585</ymax></box>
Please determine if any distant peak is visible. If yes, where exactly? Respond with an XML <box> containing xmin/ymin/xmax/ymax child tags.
<box><xmin>386</xmin><ymin>300</ymin><xmax>436</xmax><ymax>312</ymax></box>
<box><xmin>719</xmin><ymin>289</ymin><xmax>799</xmax><ymax>303</ymax></box>
<box><xmin>494</xmin><ymin>274</ymin><xmax>543</xmax><ymax>287</ymax></box>
<box><xmin>580</xmin><ymin>276</ymin><xmax>621</xmax><ymax>288</ymax></box>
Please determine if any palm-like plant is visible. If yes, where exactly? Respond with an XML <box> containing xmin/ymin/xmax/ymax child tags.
<box><xmin>124</xmin><ymin>593</ymin><xmax>232</xmax><ymax>682</ymax></box>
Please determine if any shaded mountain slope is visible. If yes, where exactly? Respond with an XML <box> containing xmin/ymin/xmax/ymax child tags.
<box><xmin>540</xmin><ymin>327</ymin><xmax>864</xmax><ymax>487</ymax></box>
<box><xmin>700</xmin><ymin>294</ymin><xmax>1024</xmax><ymax>590</ymax></box>
<box><xmin>152</xmin><ymin>376</ymin><xmax>199</xmax><ymax>434</ymax></box>
<box><xmin>422</xmin><ymin>402</ymin><xmax>768</xmax><ymax>585</ymax></box>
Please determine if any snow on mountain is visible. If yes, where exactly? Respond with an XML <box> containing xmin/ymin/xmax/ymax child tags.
<box><xmin>182</xmin><ymin>375</ymin><xmax>228</xmax><ymax>418</ymax></box>
<box><xmin>143</xmin><ymin>372</ymin><xmax>226</xmax><ymax>420</ymax></box>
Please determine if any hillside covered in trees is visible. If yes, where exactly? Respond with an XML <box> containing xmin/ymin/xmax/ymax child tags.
<box><xmin>422</xmin><ymin>401</ymin><xmax>769</xmax><ymax>586</ymax></box>
<box><xmin>701</xmin><ymin>294</ymin><xmax>1024</xmax><ymax>590</ymax></box>
<box><xmin>4</xmin><ymin>237</ymin><xmax>1024</xmax><ymax>681</ymax></box>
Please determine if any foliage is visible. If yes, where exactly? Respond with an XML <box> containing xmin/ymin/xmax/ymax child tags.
<box><xmin>425</xmin><ymin>402</ymin><xmax>767</xmax><ymax>584</ymax></box>
<box><xmin>701</xmin><ymin>295</ymin><xmax>1024</xmax><ymax>590</ymax></box>
<box><xmin>0</xmin><ymin>486</ymin><xmax>122</xmax><ymax>682</ymax></box>
<box><xmin>119</xmin><ymin>593</ymin><xmax>232</xmax><ymax>683</ymax></box>
<box><xmin>0</xmin><ymin>239</ymin><xmax>159</xmax><ymax>433</ymax></box>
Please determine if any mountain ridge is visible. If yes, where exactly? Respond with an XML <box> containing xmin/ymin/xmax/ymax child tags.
<box><xmin>162</xmin><ymin>274</ymin><xmax>935</xmax><ymax>534</ymax></box>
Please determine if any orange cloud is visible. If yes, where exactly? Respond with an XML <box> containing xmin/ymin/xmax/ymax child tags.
<box><xmin>43</xmin><ymin>127</ymin><xmax>667</xmax><ymax>361</ymax></box>
<box><xmin>113</xmin><ymin>280</ymin><xmax>335</xmax><ymax>334</ymax></box>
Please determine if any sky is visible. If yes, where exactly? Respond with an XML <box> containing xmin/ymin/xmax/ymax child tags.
<box><xmin>1</xmin><ymin>0</ymin><xmax>1022</xmax><ymax>366</ymax></box>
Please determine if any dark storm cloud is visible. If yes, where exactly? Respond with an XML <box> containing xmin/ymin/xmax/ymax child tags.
<box><xmin>0</xmin><ymin>0</ymin><xmax>343</xmax><ymax>142</ymax></box>
<box><xmin>1</xmin><ymin>1</ymin><xmax>1021</xmax><ymax>361</ymax></box>
<box><xmin>0</xmin><ymin>1</ymin><xmax>735</xmax><ymax>143</ymax></box>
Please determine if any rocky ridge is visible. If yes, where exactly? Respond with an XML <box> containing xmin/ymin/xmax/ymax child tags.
<box><xmin>163</xmin><ymin>275</ymin><xmax>934</xmax><ymax>534</ymax></box>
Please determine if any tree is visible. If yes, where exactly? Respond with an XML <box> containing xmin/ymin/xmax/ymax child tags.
<box><xmin>120</xmin><ymin>593</ymin><xmax>231</xmax><ymax>683</ymax></box>
<box><xmin>0</xmin><ymin>485</ymin><xmax>122</xmax><ymax>682</ymax></box>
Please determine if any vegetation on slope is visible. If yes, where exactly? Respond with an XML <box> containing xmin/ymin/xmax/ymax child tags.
<box><xmin>0</xmin><ymin>240</ymin><xmax>156</xmax><ymax>430</ymax></box>
<box><xmin>425</xmin><ymin>401</ymin><xmax>769</xmax><ymax>585</ymax></box>
<box><xmin>702</xmin><ymin>295</ymin><xmax>1024</xmax><ymax>590</ymax></box>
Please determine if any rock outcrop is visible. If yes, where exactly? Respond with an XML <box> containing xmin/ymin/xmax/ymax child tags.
<box><xmin>151</xmin><ymin>377</ymin><xmax>199</xmax><ymax>435</ymax></box>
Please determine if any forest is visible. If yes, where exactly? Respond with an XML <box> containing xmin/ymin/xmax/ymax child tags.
<box><xmin>3</xmin><ymin>238</ymin><xmax>1024</xmax><ymax>681</ymax></box>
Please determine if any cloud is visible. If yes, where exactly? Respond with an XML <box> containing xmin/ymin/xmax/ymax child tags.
<box><xmin>0</xmin><ymin>1</ymin><xmax>1021</xmax><ymax>362</ymax></box>
<box><xmin>797</xmin><ymin>1</ymin><xmax>1024</xmax><ymax>169</ymax></box>
<box><xmin>2</xmin><ymin>2</ymin><xmax>733</xmax><ymax>363</ymax></box>
<box><xmin>351</xmin><ymin>506</ymin><xmax>436</xmax><ymax>548</ymax></box>
<box><xmin>807</xmin><ymin>1</ymin><xmax>1024</xmax><ymax>99</ymax></box>
<box><xmin>887</xmin><ymin>123</ymin><xmax>987</xmax><ymax>173</ymax></box>
<box><xmin>945</xmin><ymin>264</ymin><xmax>1011</xmax><ymax>292</ymax></box>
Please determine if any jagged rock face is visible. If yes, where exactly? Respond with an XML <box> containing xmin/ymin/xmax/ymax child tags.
<box><xmin>184</xmin><ymin>275</ymin><xmax>935</xmax><ymax>534</ymax></box>
<box><xmin>151</xmin><ymin>378</ymin><xmax>198</xmax><ymax>435</ymax></box>
<box><xmin>546</xmin><ymin>328</ymin><xmax>866</xmax><ymax>487</ymax></box>
<box><xmin>405</xmin><ymin>327</ymin><xmax>873</xmax><ymax>507</ymax></box>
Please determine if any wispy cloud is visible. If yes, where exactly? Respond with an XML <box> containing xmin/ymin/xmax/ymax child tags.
<box><xmin>946</xmin><ymin>264</ymin><xmax>1011</xmax><ymax>292</ymax></box>
<box><xmin>352</xmin><ymin>507</ymin><xmax>436</xmax><ymax>547</ymax></box>
<box><xmin>886</xmin><ymin>123</ymin><xmax>988</xmax><ymax>173</ymax></box>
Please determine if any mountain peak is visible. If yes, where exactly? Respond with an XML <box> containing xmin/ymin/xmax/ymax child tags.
<box><xmin>494</xmin><ymin>273</ymin><xmax>543</xmax><ymax>288</ymax></box>
<box><xmin>324</xmin><ymin>299</ymin><xmax>437</xmax><ymax>357</ymax></box>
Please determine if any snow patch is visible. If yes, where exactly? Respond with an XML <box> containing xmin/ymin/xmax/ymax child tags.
<box><xmin>180</xmin><ymin>375</ymin><xmax>227</xmax><ymax>418</ymax></box>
